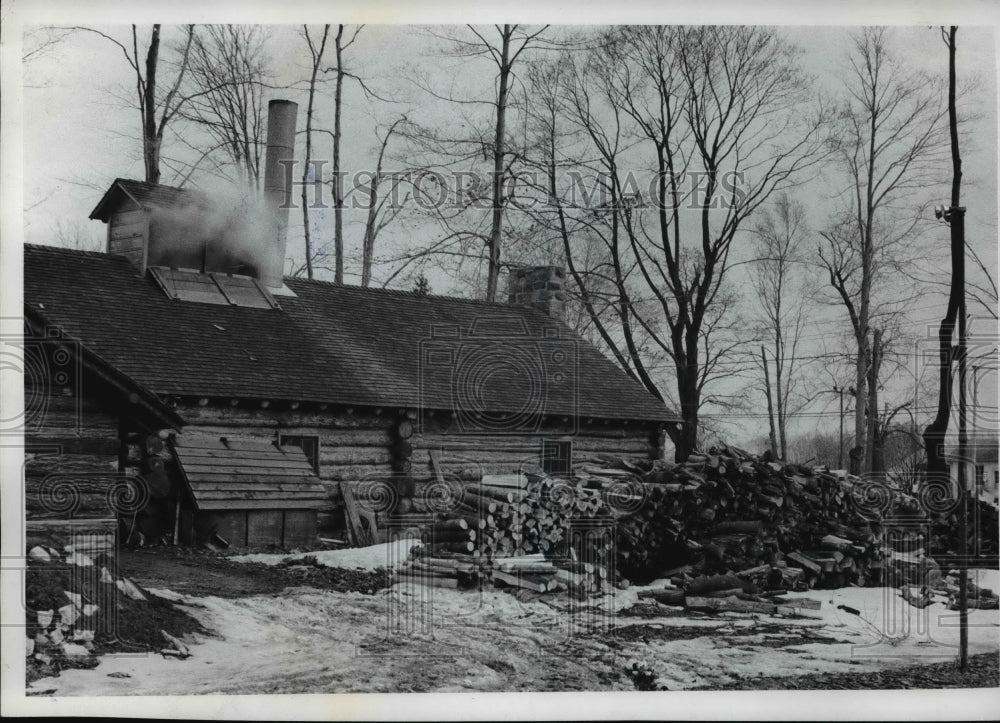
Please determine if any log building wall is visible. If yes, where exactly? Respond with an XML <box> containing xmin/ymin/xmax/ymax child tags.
<box><xmin>174</xmin><ymin>401</ymin><xmax>665</xmax><ymax>536</ymax></box>
<box><xmin>24</xmin><ymin>382</ymin><xmax>121</xmax><ymax>522</ymax></box>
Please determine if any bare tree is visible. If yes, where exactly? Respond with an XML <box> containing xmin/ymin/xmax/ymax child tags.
<box><xmin>181</xmin><ymin>25</ymin><xmax>269</xmax><ymax>185</ymax></box>
<box><xmin>65</xmin><ymin>24</ymin><xmax>196</xmax><ymax>184</ymax></box>
<box><xmin>967</xmin><ymin>245</ymin><xmax>999</xmax><ymax>321</ymax></box>
<box><xmin>324</xmin><ymin>24</ymin><xmax>368</xmax><ymax>285</ymax></box>
<box><xmin>300</xmin><ymin>24</ymin><xmax>331</xmax><ymax>280</ymax></box>
<box><xmin>536</xmin><ymin>27</ymin><xmax>825</xmax><ymax>460</ymax></box>
<box><xmin>52</xmin><ymin>220</ymin><xmax>104</xmax><ymax>252</ymax></box>
<box><xmin>401</xmin><ymin>25</ymin><xmax>553</xmax><ymax>300</ymax></box>
<box><xmin>818</xmin><ymin>27</ymin><xmax>949</xmax><ymax>474</ymax></box>
<box><xmin>751</xmin><ymin>194</ymin><xmax>812</xmax><ymax>459</ymax></box>
<box><xmin>23</xmin><ymin>27</ymin><xmax>68</xmax><ymax>63</ymax></box>
<box><xmin>358</xmin><ymin>117</ymin><xmax>408</xmax><ymax>287</ymax></box>
<box><xmin>291</xmin><ymin>24</ymin><xmax>372</xmax><ymax>283</ymax></box>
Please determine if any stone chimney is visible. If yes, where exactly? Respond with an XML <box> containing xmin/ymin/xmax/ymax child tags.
<box><xmin>507</xmin><ymin>265</ymin><xmax>567</xmax><ymax>319</ymax></box>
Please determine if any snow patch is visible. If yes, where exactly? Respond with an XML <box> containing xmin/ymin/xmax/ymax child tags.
<box><xmin>227</xmin><ymin>538</ymin><xmax>421</xmax><ymax>571</ymax></box>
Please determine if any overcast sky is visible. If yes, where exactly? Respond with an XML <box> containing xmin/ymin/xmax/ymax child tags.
<box><xmin>5</xmin><ymin>2</ymin><xmax>999</xmax><ymax>448</ymax></box>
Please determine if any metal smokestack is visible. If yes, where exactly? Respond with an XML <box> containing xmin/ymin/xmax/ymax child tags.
<box><xmin>262</xmin><ymin>99</ymin><xmax>298</xmax><ymax>288</ymax></box>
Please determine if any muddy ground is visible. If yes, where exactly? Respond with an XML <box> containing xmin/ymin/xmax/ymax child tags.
<box><xmin>117</xmin><ymin>548</ymin><xmax>388</xmax><ymax>598</ymax></box>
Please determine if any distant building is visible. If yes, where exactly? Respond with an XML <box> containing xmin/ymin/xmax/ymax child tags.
<box><xmin>945</xmin><ymin>438</ymin><xmax>999</xmax><ymax>507</ymax></box>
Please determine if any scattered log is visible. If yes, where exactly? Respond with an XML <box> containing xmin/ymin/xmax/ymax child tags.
<box><xmin>492</xmin><ymin>570</ymin><xmax>552</xmax><ymax>593</ymax></box>
<box><xmin>786</xmin><ymin>552</ymin><xmax>821</xmax><ymax>574</ymax></box>
<box><xmin>685</xmin><ymin>595</ymin><xmax>776</xmax><ymax>614</ymax></box>
<box><xmin>637</xmin><ymin>588</ymin><xmax>686</xmax><ymax>606</ymax></box>
<box><xmin>394</xmin><ymin>572</ymin><xmax>460</xmax><ymax>589</ymax></box>
<box><xmin>160</xmin><ymin>630</ymin><xmax>190</xmax><ymax>658</ymax></box>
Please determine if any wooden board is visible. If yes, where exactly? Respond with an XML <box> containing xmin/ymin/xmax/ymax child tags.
<box><xmin>199</xmin><ymin>510</ymin><xmax>248</xmax><ymax>547</ymax></box>
<box><xmin>197</xmin><ymin>499</ymin><xmax>326</xmax><ymax>511</ymax></box>
<box><xmin>247</xmin><ymin>510</ymin><xmax>284</xmax><ymax>546</ymax></box>
<box><xmin>171</xmin><ymin>448</ymin><xmax>308</xmax><ymax>462</ymax></box>
<box><xmin>171</xmin><ymin>437</ymin><xmax>328</xmax><ymax>513</ymax></box>
<box><xmin>184</xmin><ymin>473</ymin><xmax>322</xmax><ymax>485</ymax></box>
<box><xmin>179</xmin><ymin>462</ymin><xmax>314</xmax><ymax>475</ymax></box>
<box><xmin>340</xmin><ymin>481</ymin><xmax>378</xmax><ymax>547</ymax></box>
<box><xmin>187</xmin><ymin>482</ymin><xmax>330</xmax><ymax>493</ymax></box>
<box><xmin>190</xmin><ymin>489</ymin><xmax>327</xmax><ymax>501</ymax></box>
<box><xmin>481</xmin><ymin>473</ymin><xmax>528</xmax><ymax>489</ymax></box>
<box><xmin>428</xmin><ymin>450</ymin><xmax>446</xmax><ymax>485</ymax></box>
<box><xmin>283</xmin><ymin>510</ymin><xmax>317</xmax><ymax>547</ymax></box>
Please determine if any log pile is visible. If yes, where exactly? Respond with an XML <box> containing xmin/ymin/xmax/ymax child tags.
<box><xmin>396</xmin><ymin>473</ymin><xmax>615</xmax><ymax>596</ymax></box>
<box><xmin>398</xmin><ymin>443</ymin><xmax>996</xmax><ymax>595</ymax></box>
<box><xmin>606</xmin><ymin>447</ymin><xmax>892</xmax><ymax>587</ymax></box>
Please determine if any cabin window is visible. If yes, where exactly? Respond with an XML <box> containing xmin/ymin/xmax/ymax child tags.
<box><xmin>541</xmin><ymin>440</ymin><xmax>572</xmax><ymax>475</ymax></box>
<box><xmin>279</xmin><ymin>434</ymin><xmax>320</xmax><ymax>475</ymax></box>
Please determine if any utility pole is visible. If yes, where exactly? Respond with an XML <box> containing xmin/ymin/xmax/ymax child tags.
<box><xmin>955</xmin><ymin>204</ymin><xmax>968</xmax><ymax>673</ymax></box>
<box><xmin>945</xmin><ymin>24</ymin><xmax>969</xmax><ymax>675</ymax></box>
<box><xmin>924</xmin><ymin>25</ymin><xmax>968</xmax><ymax>673</ymax></box>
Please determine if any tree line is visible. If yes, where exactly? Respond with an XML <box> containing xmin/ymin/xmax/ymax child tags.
<box><xmin>28</xmin><ymin>24</ymin><xmax>997</xmax><ymax>468</ymax></box>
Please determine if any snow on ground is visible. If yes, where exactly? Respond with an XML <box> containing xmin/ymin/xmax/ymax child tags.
<box><xmin>227</xmin><ymin>539</ymin><xmax>421</xmax><ymax>571</ymax></box>
<box><xmin>781</xmin><ymin>568</ymin><xmax>1000</xmax><ymax>662</ymax></box>
<box><xmin>25</xmin><ymin>568</ymin><xmax>1000</xmax><ymax>695</ymax></box>
<box><xmin>26</xmin><ymin>583</ymin><xmax>625</xmax><ymax>695</ymax></box>
<box><xmin>619</xmin><ymin>568</ymin><xmax>1000</xmax><ymax>689</ymax></box>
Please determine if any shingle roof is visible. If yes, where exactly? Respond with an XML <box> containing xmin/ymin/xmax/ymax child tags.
<box><xmin>89</xmin><ymin>178</ymin><xmax>196</xmax><ymax>221</ymax></box>
<box><xmin>23</xmin><ymin>244</ymin><xmax>677</xmax><ymax>423</ymax></box>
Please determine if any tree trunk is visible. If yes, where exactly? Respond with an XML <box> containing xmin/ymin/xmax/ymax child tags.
<box><xmin>361</xmin><ymin>202</ymin><xmax>376</xmax><ymax>287</ymax></box>
<box><xmin>332</xmin><ymin>25</ymin><xmax>346</xmax><ymax>285</ymax></box>
<box><xmin>864</xmin><ymin>328</ymin><xmax>882</xmax><ymax>475</ymax></box>
<box><xmin>775</xmin><ymin>335</ymin><xmax>788</xmax><ymax>459</ymax></box>
<box><xmin>676</xmin><ymin>350</ymin><xmax>700</xmax><ymax>461</ymax></box>
<box><xmin>924</xmin><ymin>26</ymin><xmax>963</xmax><ymax>481</ymax></box>
<box><xmin>485</xmin><ymin>26</ymin><xmax>511</xmax><ymax>302</ymax></box>
<box><xmin>142</xmin><ymin>25</ymin><xmax>161</xmax><ymax>185</ymax></box>
<box><xmin>850</xmin><ymin>330</ymin><xmax>868</xmax><ymax>475</ymax></box>
<box><xmin>301</xmin><ymin>25</ymin><xmax>329</xmax><ymax>281</ymax></box>
<box><xmin>762</xmin><ymin>346</ymin><xmax>778</xmax><ymax>458</ymax></box>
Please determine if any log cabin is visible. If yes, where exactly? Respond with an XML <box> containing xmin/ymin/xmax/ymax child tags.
<box><xmin>21</xmin><ymin>101</ymin><xmax>679</xmax><ymax>550</ymax></box>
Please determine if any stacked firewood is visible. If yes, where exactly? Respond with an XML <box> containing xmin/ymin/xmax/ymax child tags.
<box><xmin>397</xmin><ymin>474</ymin><xmax>615</xmax><ymax>596</ymax></box>
<box><xmin>399</xmin><ymin>444</ymin><xmax>994</xmax><ymax>594</ymax></box>
<box><xmin>605</xmin><ymin>447</ymin><xmax>895</xmax><ymax>587</ymax></box>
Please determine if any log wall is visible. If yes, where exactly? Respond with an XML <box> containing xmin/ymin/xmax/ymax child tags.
<box><xmin>173</xmin><ymin>402</ymin><xmax>665</xmax><ymax>539</ymax></box>
<box><xmin>408</xmin><ymin>414</ymin><xmax>661</xmax><ymax>480</ymax></box>
<box><xmin>24</xmin><ymin>386</ymin><xmax>122</xmax><ymax>521</ymax></box>
<box><xmin>177</xmin><ymin>404</ymin><xmax>398</xmax><ymax>482</ymax></box>
<box><xmin>176</xmin><ymin>403</ymin><xmax>399</xmax><ymax>536</ymax></box>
